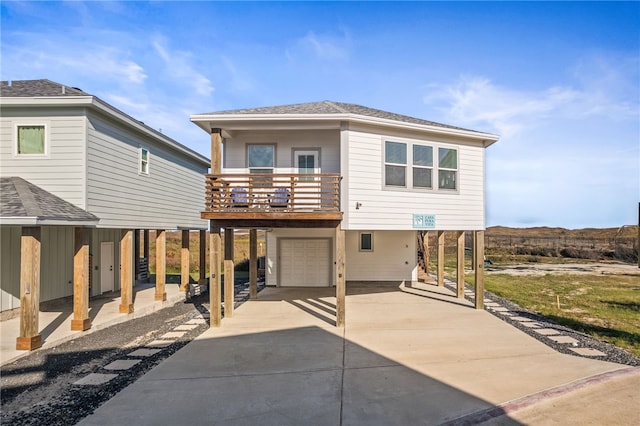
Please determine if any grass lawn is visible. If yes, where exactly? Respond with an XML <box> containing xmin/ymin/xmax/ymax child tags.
<box><xmin>481</xmin><ymin>273</ymin><xmax>640</xmax><ymax>358</ymax></box>
<box><xmin>428</xmin><ymin>253</ymin><xmax>640</xmax><ymax>357</ymax></box>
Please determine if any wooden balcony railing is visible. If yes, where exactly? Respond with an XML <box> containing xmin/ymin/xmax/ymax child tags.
<box><xmin>204</xmin><ymin>173</ymin><xmax>341</xmax><ymax>214</ymax></box>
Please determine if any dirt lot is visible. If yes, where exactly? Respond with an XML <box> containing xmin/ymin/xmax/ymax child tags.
<box><xmin>486</xmin><ymin>262</ymin><xmax>640</xmax><ymax>276</ymax></box>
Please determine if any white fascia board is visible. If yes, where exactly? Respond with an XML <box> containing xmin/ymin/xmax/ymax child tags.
<box><xmin>190</xmin><ymin>113</ymin><xmax>500</xmax><ymax>146</ymax></box>
<box><xmin>2</xmin><ymin>96</ymin><xmax>211</xmax><ymax>167</ymax></box>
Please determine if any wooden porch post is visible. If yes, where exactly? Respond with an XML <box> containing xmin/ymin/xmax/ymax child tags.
<box><xmin>249</xmin><ymin>229</ymin><xmax>258</xmax><ymax>299</ymax></box>
<box><xmin>224</xmin><ymin>228</ymin><xmax>235</xmax><ymax>317</ymax></box>
<box><xmin>335</xmin><ymin>223</ymin><xmax>346</xmax><ymax>327</ymax></box>
<box><xmin>180</xmin><ymin>230</ymin><xmax>190</xmax><ymax>293</ymax></box>
<box><xmin>71</xmin><ymin>228</ymin><xmax>91</xmax><ymax>331</ymax></box>
<box><xmin>423</xmin><ymin>231</ymin><xmax>430</xmax><ymax>275</ymax></box>
<box><xmin>155</xmin><ymin>229</ymin><xmax>167</xmax><ymax>301</ymax></box>
<box><xmin>437</xmin><ymin>230</ymin><xmax>445</xmax><ymax>287</ymax></box>
<box><xmin>210</xmin><ymin>225</ymin><xmax>222</xmax><ymax>327</ymax></box>
<box><xmin>134</xmin><ymin>229</ymin><xmax>140</xmax><ymax>281</ymax></box>
<box><xmin>16</xmin><ymin>227</ymin><xmax>42</xmax><ymax>350</ymax></box>
<box><xmin>199</xmin><ymin>230</ymin><xmax>207</xmax><ymax>286</ymax></box>
<box><xmin>470</xmin><ymin>232</ymin><xmax>475</xmax><ymax>271</ymax></box>
<box><xmin>210</xmin><ymin>128</ymin><xmax>223</xmax><ymax>326</ymax></box>
<box><xmin>143</xmin><ymin>230</ymin><xmax>150</xmax><ymax>260</ymax></box>
<box><xmin>119</xmin><ymin>229</ymin><xmax>134</xmax><ymax>313</ymax></box>
<box><xmin>456</xmin><ymin>231</ymin><xmax>465</xmax><ymax>299</ymax></box>
<box><xmin>474</xmin><ymin>230</ymin><xmax>485</xmax><ymax>309</ymax></box>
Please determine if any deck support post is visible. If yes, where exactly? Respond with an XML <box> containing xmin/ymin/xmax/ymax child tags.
<box><xmin>119</xmin><ymin>229</ymin><xmax>134</xmax><ymax>313</ymax></box>
<box><xmin>474</xmin><ymin>230</ymin><xmax>485</xmax><ymax>309</ymax></box>
<box><xmin>155</xmin><ymin>230</ymin><xmax>167</xmax><ymax>301</ymax></box>
<box><xmin>210</xmin><ymin>225</ymin><xmax>222</xmax><ymax>327</ymax></box>
<box><xmin>143</xmin><ymin>230</ymin><xmax>150</xmax><ymax>261</ymax></box>
<box><xmin>249</xmin><ymin>229</ymin><xmax>258</xmax><ymax>299</ymax></box>
<box><xmin>16</xmin><ymin>227</ymin><xmax>42</xmax><ymax>350</ymax></box>
<box><xmin>180</xmin><ymin>230</ymin><xmax>190</xmax><ymax>293</ymax></box>
<box><xmin>224</xmin><ymin>228</ymin><xmax>234</xmax><ymax>318</ymax></box>
<box><xmin>456</xmin><ymin>231</ymin><xmax>465</xmax><ymax>299</ymax></box>
<box><xmin>199</xmin><ymin>230</ymin><xmax>207</xmax><ymax>286</ymax></box>
<box><xmin>71</xmin><ymin>228</ymin><xmax>91</xmax><ymax>331</ymax></box>
<box><xmin>423</xmin><ymin>231</ymin><xmax>429</xmax><ymax>275</ymax></box>
<box><xmin>134</xmin><ymin>229</ymin><xmax>140</xmax><ymax>281</ymax></box>
<box><xmin>437</xmin><ymin>230</ymin><xmax>445</xmax><ymax>287</ymax></box>
<box><xmin>335</xmin><ymin>222</ymin><xmax>346</xmax><ymax>327</ymax></box>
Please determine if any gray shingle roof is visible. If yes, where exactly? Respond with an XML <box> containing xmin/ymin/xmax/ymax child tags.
<box><xmin>1</xmin><ymin>177</ymin><xmax>99</xmax><ymax>225</ymax></box>
<box><xmin>0</xmin><ymin>79</ymin><xmax>90</xmax><ymax>97</ymax></box>
<box><xmin>205</xmin><ymin>100</ymin><xmax>474</xmax><ymax>132</ymax></box>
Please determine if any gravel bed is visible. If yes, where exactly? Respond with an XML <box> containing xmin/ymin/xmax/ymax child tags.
<box><xmin>0</xmin><ymin>281</ymin><xmax>262</xmax><ymax>426</ymax></box>
<box><xmin>444</xmin><ymin>281</ymin><xmax>640</xmax><ymax>367</ymax></box>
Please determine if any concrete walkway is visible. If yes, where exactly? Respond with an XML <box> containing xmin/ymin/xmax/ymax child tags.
<box><xmin>78</xmin><ymin>282</ymin><xmax>637</xmax><ymax>425</ymax></box>
<box><xmin>1</xmin><ymin>282</ymin><xmax>185</xmax><ymax>366</ymax></box>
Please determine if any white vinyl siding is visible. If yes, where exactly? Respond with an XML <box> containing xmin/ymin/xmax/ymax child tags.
<box><xmin>343</xmin><ymin>128</ymin><xmax>486</xmax><ymax>230</ymax></box>
<box><xmin>223</xmin><ymin>129</ymin><xmax>340</xmax><ymax>174</ymax></box>
<box><xmin>346</xmin><ymin>231</ymin><xmax>417</xmax><ymax>282</ymax></box>
<box><xmin>86</xmin><ymin>112</ymin><xmax>208</xmax><ymax>229</ymax></box>
<box><xmin>0</xmin><ymin>110</ymin><xmax>87</xmax><ymax>209</ymax></box>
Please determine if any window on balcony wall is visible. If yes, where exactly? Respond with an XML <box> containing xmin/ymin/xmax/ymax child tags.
<box><xmin>248</xmin><ymin>144</ymin><xmax>275</xmax><ymax>187</ymax></box>
<box><xmin>438</xmin><ymin>147</ymin><xmax>457</xmax><ymax>190</ymax></box>
<box><xmin>412</xmin><ymin>144</ymin><xmax>433</xmax><ymax>189</ymax></box>
<box><xmin>384</xmin><ymin>141</ymin><xmax>407</xmax><ymax>187</ymax></box>
<box><xmin>16</xmin><ymin>124</ymin><xmax>46</xmax><ymax>155</ymax></box>
<box><xmin>248</xmin><ymin>144</ymin><xmax>275</xmax><ymax>173</ymax></box>
<box><xmin>139</xmin><ymin>147</ymin><xmax>150</xmax><ymax>175</ymax></box>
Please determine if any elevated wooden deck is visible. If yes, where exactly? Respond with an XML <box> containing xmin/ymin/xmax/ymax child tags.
<box><xmin>201</xmin><ymin>173</ymin><xmax>343</xmax><ymax>228</ymax></box>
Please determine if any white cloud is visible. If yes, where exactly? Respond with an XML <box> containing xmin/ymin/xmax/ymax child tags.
<box><xmin>151</xmin><ymin>35</ymin><xmax>214</xmax><ymax>97</ymax></box>
<box><xmin>286</xmin><ymin>30</ymin><xmax>351</xmax><ymax>64</ymax></box>
<box><xmin>423</xmin><ymin>55</ymin><xmax>639</xmax><ymax>138</ymax></box>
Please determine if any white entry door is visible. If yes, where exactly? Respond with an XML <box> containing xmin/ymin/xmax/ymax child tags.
<box><xmin>279</xmin><ymin>239</ymin><xmax>331</xmax><ymax>287</ymax></box>
<box><xmin>100</xmin><ymin>242</ymin><xmax>115</xmax><ymax>293</ymax></box>
<box><xmin>294</xmin><ymin>150</ymin><xmax>321</xmax><ymax>209</ymax></box>
<box><xmin>295</xmin><ymin>150</ymin><xmax>320</xmax><ymax>177</ymax></box>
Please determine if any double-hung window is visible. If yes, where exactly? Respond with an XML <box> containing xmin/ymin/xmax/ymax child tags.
<box><xmin>139</xmin><ymin>147</ymin><xmax>150</xmax><ymax>175</ymax></box>
<box><xmin>16</xmin><ymin>125</ymin><xmax>46</xmax><ymax>155</ymax></box>
<box><xmin>247</xmin><ymin>144</ymin><xmax>275</xmax><ymax>174</ymax></box>
<box><xmin>384</xmin><ymin>141</ymin><xmax>407</xmax><ymax>187</ymax></box>
<box><xmin>412</xmin><ymin>145</ymin><xmax>433</xmax><ymax>189</ymax></box>
<box><xmin>384</xmin><ymin>139</ymin><xmax>458</xmax><ymax>191</ymax></box>
<box><xmin>248</xmin><ymin>144</ymin><xmax>275</xmax><ymax>187</ymax></box>
<box><xmin>438</xmin><ymin>148</ymin><xmax>457</xmax><ymax>190</ymax></box>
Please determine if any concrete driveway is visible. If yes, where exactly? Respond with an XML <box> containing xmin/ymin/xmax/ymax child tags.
<box><xmin>79</xmin><ymin>283</ymin><xmax>636</xmax><ymax>425</ymax></box>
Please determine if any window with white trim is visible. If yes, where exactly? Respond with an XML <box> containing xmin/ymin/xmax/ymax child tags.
<box><xmin>384</xmin><ymin>141</ymin><xmax>407</xmax><ymax>187</ymax></box>
<box><xmin>412</xmin><ymin>144</ymin><xmax>433</xmax><ymax>189</ymax></box>
<box><xmin>247</xmin><ymin>144</ymin><xmax>275</xmax><ymax>173</ymax></box>
<box><xmin>16</xmin><ymin>124</ymin><xmax>46</xmax><ymax>155</ymax></box>
<box><xmin>139</xmin><ymin>147</ymin><xmax>150</xmax><ymax>175</ymax></box>
<box><xmin>438</xmin><ymin>148</ymin><xmax>457</xmax><ymax>190</ymax></box>
<box><xmin>359</xmin><ymin>232</ymin><xmax>373</xmax><ymax>251</ymax></box>
<box><xmin>384</xmin><ymin>139</ymin><xmax>458</xmax><ymax>191</ymax></box>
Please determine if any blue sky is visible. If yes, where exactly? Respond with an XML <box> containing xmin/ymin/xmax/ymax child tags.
<box><xmin>2</xmin><ymin>1</ymin><xmax>638</xmax><ymax>229</ymax></box>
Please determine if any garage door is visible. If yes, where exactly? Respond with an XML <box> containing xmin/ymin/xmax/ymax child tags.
<box><xmin>279</xmin><ymin>239</ymin><xmax>331</xmax><ymax>287</ymax></box>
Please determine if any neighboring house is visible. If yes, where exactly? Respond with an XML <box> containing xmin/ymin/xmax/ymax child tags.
<box><xmin>190</xmin><ymin>101</ymin><xmax>499</xmax><ymax>326</ymax></box>
<box><xmin>0</xmin><ymin>79</ymin><xmax>210</xmax><ymax>350</ymax></box>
